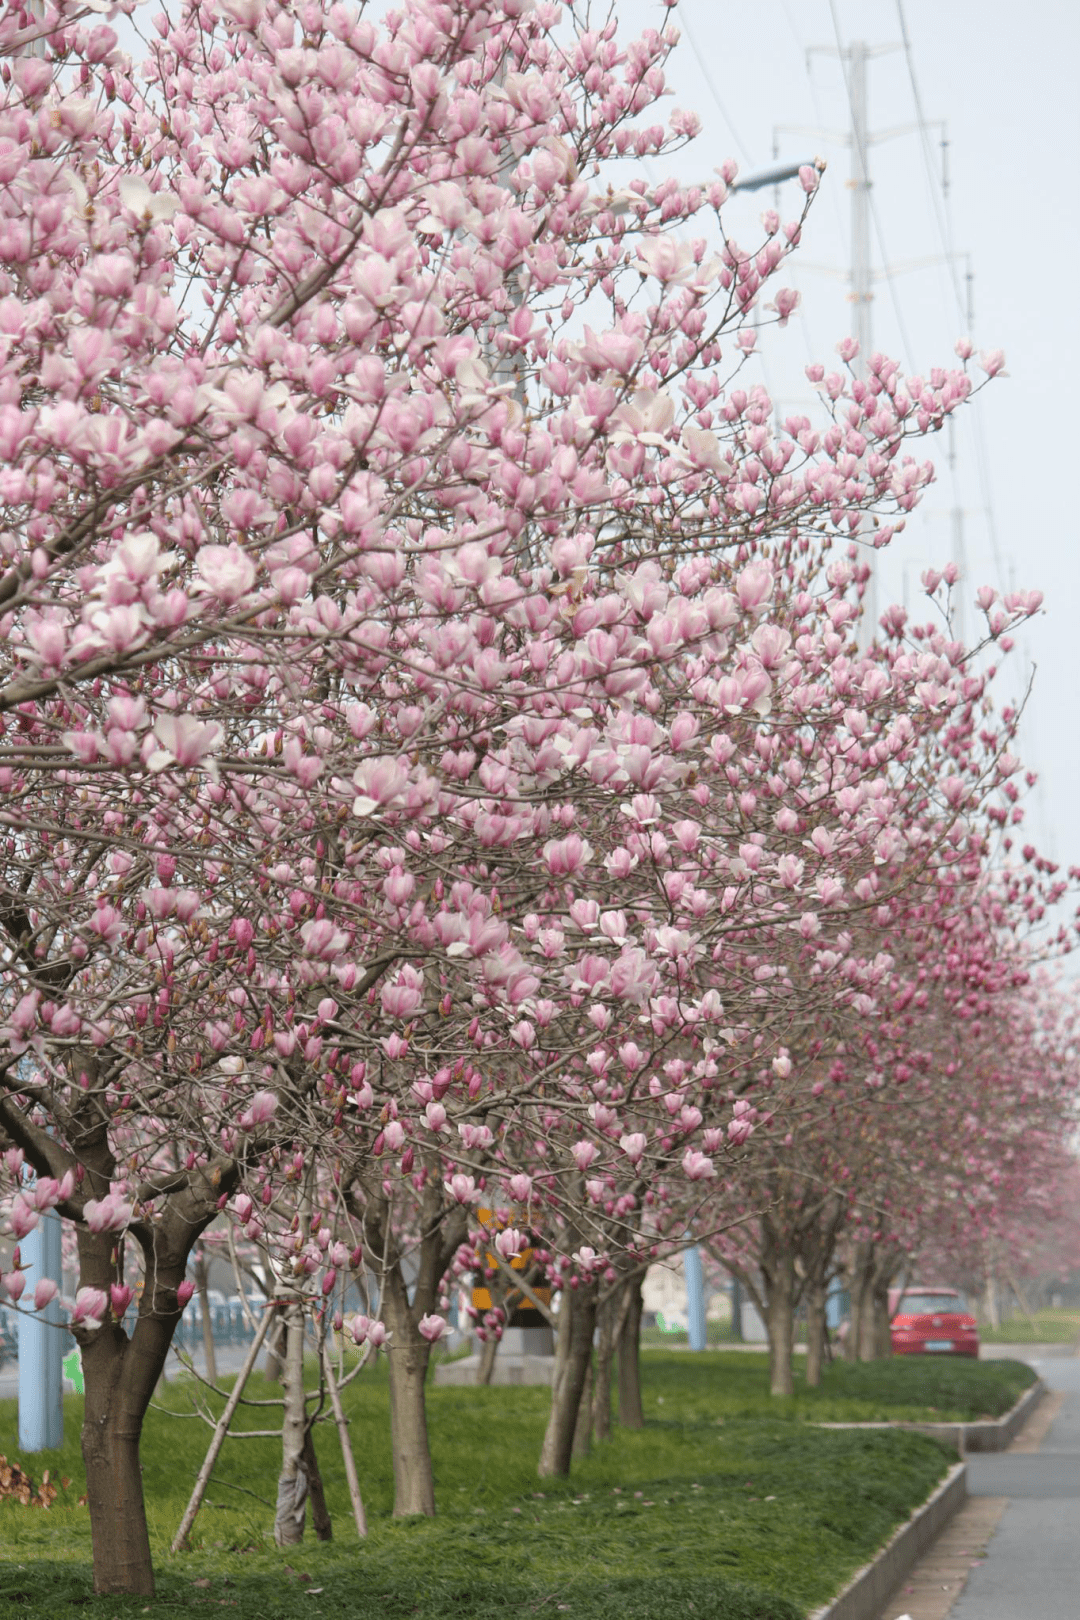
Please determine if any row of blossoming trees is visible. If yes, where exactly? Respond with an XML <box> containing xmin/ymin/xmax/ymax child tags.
<box><xmin>0</xmin><ymin>0</ymin><xmax>1075</xmax><ymax>1598</ymax></box>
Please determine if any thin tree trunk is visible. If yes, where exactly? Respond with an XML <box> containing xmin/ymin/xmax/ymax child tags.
<box><xmin>853</xmin><ymin>1247</ymin><xmax>889</xmax><ymax>1362</ymax></box>
<box><xmin>476</xmin><ymin>1330</ymin><xmax>500</xmax><ymax>1386</ymax></box>
<box><xmin>1007</xmin><ymin>1272</ymin><xmax>1036</xmax><ymax>1323</ymax></box>
<box><xmin>856</xmin><ymin>1280</ymin><xmax>877</xmax><ymax>1361</ymax></box>
<box><xmin>382</xmin><ymin>1275</ymin><xmax>436</xmax><ymax>1517</ymax></box>
<box><xmin>846</xmin><ymin>1247</ymin><xmax>871</xmax><ymax>1361</ymax></box>
<box><xmin>193</xmin><ymin>1246</ymin><xmax>218</xmax><ymax>1388</ymax></box>
<box><xmin>320</xmin><ymin>1339</ymin><xmax>367</xmax><ymax>1538</ymax></box>
<box><xmin>264</xmin><ymin>1311</ymin><xmax>286</xmax><ymax>1384</ymax></box>
<box><xmin>871</xmin><ymin>1280</ymin><xmax>893</xmax><ymax>1360</ymax></box>
<box><xmin>592</xmin><ymin>1294</ymin><xmax>617</xmax><ymax>1442</ymax></box>
<box><xmin>172</xmin><ymin>1305</ymin><xmax>272</xmax><ymax>1552</ymax></box>
<box><xmin>765</xmin><ymin>1267</ymin><xmax>795</xmax><ymax>1397</ymax></box>
<box><xmin>273</xmin><ymin>1300</ymin><xmax>308</xmax><ymax>1546</ymax></box>
<box><xmin>617</xmin><ymin>1275</ymin><xmax>644</xmax><ymax>1429</ymax></box>
<box><xmin>572</xmin><ymin>1353</ymin><xmax>593</xmax><ymax>1458</ymax></box>
<box><xmin>805</xmin><ymin>1278</ymin><xmax>827</xmax><ymax>1388</ymax></box>
<box><xmin>730</xmin><ymin>1273</ymin><xmax>744</xmax><ymax>1341</ymax></box>
<box><xmin>539</xmin><ymin>1283</ymin><xmax>598</xmax><ymax>1477</ymax></box>
<box><xmin>301</xmin><ymin>1426</ymin><xmax>332</xmax><ymax>1541</ymax></box>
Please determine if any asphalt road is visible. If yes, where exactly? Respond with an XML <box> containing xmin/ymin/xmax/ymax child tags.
<box><xmin>951</xmin><ymin>1354</ymin><xmax>1080</xmax><ymax>1618</ymax></box>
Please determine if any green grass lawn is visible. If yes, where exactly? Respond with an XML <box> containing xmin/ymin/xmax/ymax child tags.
<box><xmin>0</xmin><ymin>1350</ymin><xmax>1031</xmax><ymax>1619</ymax></box>
<box><xmin>625</xmin><ymin>1349</ymin><xmax>1035</xmax><ymax>1424</ymax></box>
<box><xmin>978</xmin><ymin>1308</ymin><xmax>1080</xmax><ymax>1345</ymax></box>
<box><xmin>641</xmin><ymin>1321</ymin><xmax>742</xmax><ymax>1349</ymax></box>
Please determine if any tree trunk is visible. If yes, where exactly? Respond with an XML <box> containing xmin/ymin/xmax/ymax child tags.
<box><xmin>193</xmin><ymin>1246</ymin><xmax>217</xmax><ymax>1387</ymax></box>
<box><xmin>846</xmin><ymin>1245</ymin><xmax>873</xmax><ymax>1361</ymax></box>
<box><xmin>984</xmin><ymin>1272</ymin><xmax>1001</xmax><ymax>1330</ymax></box>
<box><xmin>172</xmin><ymin>1306</ymin><xmax>273</xmax><ymax>1553</ymax></box>
<box><xmin>75</xmin><ymin>1215</ymin><xmax>196</xmax><ymax>1597</ymax></box>
<box><xmin>871</xmin><ymin>1280</ymin><xmax>893</xmax><ymax>1360</ymax></box>
<box><xmin>320</xmin><ymin>1339</ymin><xmax>367</xmax><ymax>1539</ymax></box>
<box><xmin>81</xmin><ymin>1325</ymin><xmax>156</xmax><ymax>1597</ymax></box>
<box><xmin>273</xmin><ymin>1299</ymin><xmax>309</xmax><ymax>1546</ymax></box>
<box><xmin>301</xmin><ymin>1426</ymin><xmax>332</xmax><ymax>1541</ymax></box>
<box><xmin>730</xmin><ymin>1274</ymin><xmax>743</xmax><ymax>1341</ymax></box>
<box><xmin>539</xmin><ymin>1283</ymin><xmax>597</xmax><ymax>1477</ymax></box>
<box><xmin>382</xmin><ymin>1275</ymin><xmax>435</xmax><ymax>1518</ymax></box>
<box><xmin>476</xmin><ymin>1330</ymin><xmax>500</xmax><ymax>1386</ymax></box>
<box><xmin>617</xmin><ymin>1276</ymin><xmax>644</xmax><ymax>1430</ymax></box>
<box><xmin>264</xmin><ymin>1309</ymin><xmax>286</xmax><ymax>1383</ymax></box>
<box><xmin>765</xmin><ymin>1265</ymin><xmax>795</xmax><ymax>1397</ymax></box>
<box><xmin>804</xmin><ymin>1277</ymin><xmax>827</xmax><ymax>1389</ymax></box>
<box><xmin>572</xmin><ymin>1353</ymin><xmax>593</xmax><ymax>1458</ymax></box>
<box><xmin>591</xmin><ymin>1294</ymin><xmax>617</xmax><ymax>1442</ymax></box>
<box><xmin>856</xmin><ymin>1276</ymin><xmax>877</xmax><ymax>1361</ymax></box>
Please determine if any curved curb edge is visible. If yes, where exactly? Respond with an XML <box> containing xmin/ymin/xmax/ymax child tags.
<box><xmin>807</xmin><ymin>1460</ymin><xmax>967</xmax><ymax>1620</ymax></box>
<box><xmin>814</xmin><ymin>1375</ymin><xmax>1045</xmax><ymax>1454</ymax></box>
<box><xmin>961</xmin><ymin>1375</ymin><xmax>1043</xmax><ymax>1451</ymax></box>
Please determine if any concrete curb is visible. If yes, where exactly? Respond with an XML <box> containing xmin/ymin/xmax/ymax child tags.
<box><xmin>815</xmin><ymin>1376</ymin><xmax>1044</xmax><ymax>1453</ymax></box>
<box><xmin>807</xmin><ymin>1460</ymin><xmax>967</xmax><ymax>1620</ymax></box>
<box><xmin>433</xmin><ymin>1353</ymin><xmax>554</xmax><ymax>1387</ymax></box>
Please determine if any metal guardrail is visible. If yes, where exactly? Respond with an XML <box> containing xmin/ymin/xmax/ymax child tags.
<box><xmin>0</xmin><ymin>1299</ymin><xmax>258</xmax><ymax>1370</ymax></box>
<box><xmin>173</xmin><ymin>1300</ymin><xmax>259</xmax><ymax>1350</ymax></box>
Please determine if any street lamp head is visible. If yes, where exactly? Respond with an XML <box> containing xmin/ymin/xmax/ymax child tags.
<box><xmin>728</xmin><ymin>158</ymin><xmax>821</xmax><ymax>193</ymax></box>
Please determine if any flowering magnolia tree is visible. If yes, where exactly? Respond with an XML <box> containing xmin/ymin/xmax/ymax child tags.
<box><xmin>0</xmin><ymin>0</ymin><xmax>1047</xmax><ymax>1596</ymax></box>
<box><xmin>851</xmin><ymin>966</ymin><xmax>1080</xmax><ymax>1338</ymax></box>
<box><xmin>709</xmin><ymin>826</ymin><xmax>1078</xmax><ymax>1392</ymax></box>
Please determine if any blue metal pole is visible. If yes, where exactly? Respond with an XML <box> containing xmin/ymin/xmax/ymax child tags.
<box><xmin>685</xmin><ymin>1245</ymin><xmax>707</xmax><ymax>1352</ymax></box>
<box><xmin>18</xmin><ymin>1209</ymin><xmax>64</xmax><ymax>1451</ymax></box>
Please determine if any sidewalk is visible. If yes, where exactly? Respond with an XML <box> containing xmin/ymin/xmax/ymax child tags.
<box><xmin>877</xmin><ymin>1345</ymin><xmax>1080</xmax><ymax>1618</ymax></box>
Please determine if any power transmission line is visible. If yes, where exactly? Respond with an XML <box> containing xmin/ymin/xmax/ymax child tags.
<box><xmin>894</xmin><ymin>0</ymin><xmax>967</xmax><ymax>322</ymax></box>
<box><xmin>892</xmin><ymin>0</ymin><xmax>1005</xmax><ymax>583</ymax></box>
<box><xmin>680</xmin><ymin>0</ymin><xmax>755</xmax><ymax>167</ymax></box>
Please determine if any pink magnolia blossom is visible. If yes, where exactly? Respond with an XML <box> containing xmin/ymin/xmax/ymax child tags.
<box><xmin>239</xmin><ymin>1090</ymin><xmax>278</xmax><ymax>1131</ymax></box>
<box><xmin>299</xmin><ymin>919</ymin><xmax>349</xmax><ymax>960</ymax></box>
<box><xmin>71</xmin><ymin>1288</ymin><xmax>109</xmax><ymax>1330</ymax></box>
<box><xmin>682</xmin><ymin>1150</ymin><xmax>717</xmax><ymax>1182</ymax></box>
<box><xmin>110</xmin><ymin>1283</ymin><xmax>133</xmax><ymax>1318</ymax></box>
<box><xmin>2</xmin><ymin>1270</ymin><xmax>25</xmax><ymax>1302</ymax></box>
<box><xmin>494</xmin><ymin>1228</ymin><xmax>526</xmax><ymax>1260</ymax></box>
<box><xmin>194</xmin><ymin>543</ymin><xmax>256</xmax><ymax>604</ymax></box>
<box><xmin>33</xmin><ymin>1277</ymin><xmax>59</xmax><ymax>1311</ymax></box>
<box><xmin>8</xmin><ymin>1194</ymin><xmax>39</xmax><ymax>1239</ymax></box>
<box><xmin>147</xmin><ymin>714</ymin><xmax>223</xmax><ymax>771</ymax></box>
<box><xmin>83</xmin><ymin>1194</ymin><xmax>133</xmax><ymax>1233</ymax></box>
<box><xmin>445</xmin><ymin>1173</ymin><xmax>478</xmax><ymax>1205</ymax></box>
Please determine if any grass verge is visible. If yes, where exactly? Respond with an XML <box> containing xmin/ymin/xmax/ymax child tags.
<box><xmin>977</xmin><ymin>1308</ymin><xmax>1080</xmax><ymax>1345</ymax></box>
<box><xmin>0</xmin><ymin>1349</ymin><xmax>1026</xmax><ymax>1619</ymax></box>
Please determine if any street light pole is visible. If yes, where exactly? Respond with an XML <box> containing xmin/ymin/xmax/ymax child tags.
<box><xmin>18</xmin><ymin>1207</ymin><xmax>63</xmax><ymax>1451</ymax></box>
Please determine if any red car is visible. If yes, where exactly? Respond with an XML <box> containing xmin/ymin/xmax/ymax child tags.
<box><xmin>889</xmin><ymin>1287</ymin><xmax>979</xmax><ymax>1357</ymax></box>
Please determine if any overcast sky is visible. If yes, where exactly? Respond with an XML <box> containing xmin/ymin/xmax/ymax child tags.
<box><xmin>612</xmin><ymin>0</ymin><xmax>1080</xmax><ymax>879</ymax></box>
